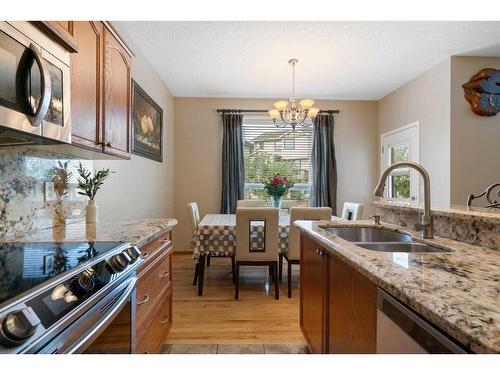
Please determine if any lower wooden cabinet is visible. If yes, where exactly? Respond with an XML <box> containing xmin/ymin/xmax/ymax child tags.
<box><xmin>300</xmin><ymin>234</ymin><xmax>328</xmax><ymax>353</ymax></box>
<box><xmin>135</xmin><ymin>229</ymin><xmax>173</xmax><ymax>353</ymax></box>
<box><xmin>300</xmin><ymin>232</ymin><xmax>377</xmax><ymax>354</ymax></box>
<box><xmin>136</xmin><ymin>287</ymin><xmax>172</xmax><ymax>354</ymax></box>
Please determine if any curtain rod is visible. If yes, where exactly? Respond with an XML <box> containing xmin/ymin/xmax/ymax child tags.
<box><xmin>216</xmin><ymin>109</ymin><xmax>340</xmax><ymax>115</ymax></box>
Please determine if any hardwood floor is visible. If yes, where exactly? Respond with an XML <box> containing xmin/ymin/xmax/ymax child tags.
<box><xmin>166</xmin><ymin>253</ymin><xmax>305</xmax><ymax>344</ymax></box>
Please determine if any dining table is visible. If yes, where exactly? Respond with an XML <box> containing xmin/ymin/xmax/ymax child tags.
<box><xmin>191</xmin><ymin>211</ymin><xmax>293</xmax><ymax>296</ymax></box>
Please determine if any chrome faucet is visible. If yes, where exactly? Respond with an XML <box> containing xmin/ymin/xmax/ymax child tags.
<box><xmin>373</xmin><ymin>161</ymin><xmax>434</xmax><ymax>239</ymax></box>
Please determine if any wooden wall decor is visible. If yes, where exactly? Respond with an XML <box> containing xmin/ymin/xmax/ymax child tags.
<box><xmin>462</xmin><ymin>68</ymin><xmax>500</xmax><ymax>116</ymax></box>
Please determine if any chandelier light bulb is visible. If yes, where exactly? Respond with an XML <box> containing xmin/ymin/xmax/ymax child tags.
<box><xmin>268</xmin><ymin>59</ymin><xmax>317</xmax><ymax>128</ymax></box>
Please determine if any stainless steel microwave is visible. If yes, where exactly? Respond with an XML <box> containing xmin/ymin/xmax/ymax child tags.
<box><xmin>0</xmin><ymin>21</ymin><xmax>71</xmax><ymax>146</ymax></box>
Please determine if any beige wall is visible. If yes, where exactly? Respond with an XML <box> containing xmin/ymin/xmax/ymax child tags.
<box><xmin>92</xmin><ymin>23</ymin><xmax>176</xmax><ymax>220</ymax></box>
<box><xmin>174</xmin><ymin>98</ymin><xmax>378</xmax><ymax>250</ymax></box>
<box><xmin>377</xmin><ymin>59</ymin><xmax>452</xmax><ymax>207</ymax></box>
<box><xmin>450</xmin><ymin>56</ymin><xmax>500</xmax><ymax>205</ymax></box>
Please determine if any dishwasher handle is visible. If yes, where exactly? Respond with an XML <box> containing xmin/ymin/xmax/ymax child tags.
<box><xmin>377</xmin><ymin>288</ymin><xmax>468</xmax><ymax>354</ymax></box>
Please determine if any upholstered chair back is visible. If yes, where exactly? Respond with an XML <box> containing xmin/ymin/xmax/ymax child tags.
<box><xmin>236</xmin><ymin>208</ymin><xmax>279</xmax><ymax>262</ymax></box>
<box><xmin>187</xmin><ymin>202</ymin><xmax>201</xmax><ymax>235</ymax></box>
<box><xmin>341</xmin><ymin>202</ymin><xmax>364</xmax><ymax>221</ymax></box>
<box><xmin>281</xmin><ymin>200</ymin><xmax>299</xmax><ymax>212</ymax></box>
<box><xmin>289</xmin><ymin>207</ymin><xmax>332</xmax><ymax>260</ymax></box>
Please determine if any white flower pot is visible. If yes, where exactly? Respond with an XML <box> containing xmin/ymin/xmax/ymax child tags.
<box><xmin>86</xmin><ymin>200</ymin><xmax>98</xmax><ymax>223</ymax></box>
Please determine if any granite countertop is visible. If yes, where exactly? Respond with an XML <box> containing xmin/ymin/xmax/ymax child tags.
<box><xmin>1</xmin><ymin>218</ymin><xmax>178</xmax><ymax>248</ymax></box>
<box><xmin>372</xmin><ymin>200</ymin><xmax>500</xmax><ymax>221</ymax></box>
<box><xmin>295</xmin><ymin>219</ymin><xmax>500</xmax><ymax>354</ymax></box>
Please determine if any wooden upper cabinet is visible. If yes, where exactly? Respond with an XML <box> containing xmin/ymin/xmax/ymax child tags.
<box><xmin>103</xmin><ymin>26</ymin><xmax>132</xmax><ymax>159</ymax></box>
<box><xmin>70</xmin><ymin>21</ymin><xmax>103</xmax><ymax>151</ymax></box>
<box><xmin>55</xmin><ymin>21</ymin><xmax>73</xmax><ymax>35</ymax></box>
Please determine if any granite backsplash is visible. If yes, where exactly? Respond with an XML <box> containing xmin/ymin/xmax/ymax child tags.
<box><xmin>0</xmin><ymin>147</ymin><xmax>92</xmax><ymax>238</ymax></box>
<box><xmin>372</xmin><ymin>201</ymin><xmax>500</xmax><ymax>251</ymax></box>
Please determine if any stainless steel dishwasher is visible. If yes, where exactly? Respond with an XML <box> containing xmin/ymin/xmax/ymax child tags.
<box><xmin>376</xmin><ymin>288</ymin><xmax>468</xmax><ymax>354</ymax></box>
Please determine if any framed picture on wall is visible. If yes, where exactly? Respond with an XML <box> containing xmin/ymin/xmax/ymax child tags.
<box><xmin>131</xmin><ymin>80</ymin><xmax>163</xmax><ymax>162</ymax></box>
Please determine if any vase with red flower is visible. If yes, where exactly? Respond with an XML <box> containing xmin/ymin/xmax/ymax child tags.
<box><xmin>263</xmin><ymin>174</ymin><xmax>294</xmax><ymax>209</ymax></box>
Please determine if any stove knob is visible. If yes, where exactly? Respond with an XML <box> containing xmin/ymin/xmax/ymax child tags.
<box><xmin>107</xmin><ymin>253</ymin><xmax>130</xmax><ymax>273</ymax></box>
<box><xmin>0</xmin><ymin>307</ymin><xmax>40</xmax><ymax>347</ymax></box>
<box><xmin>124</xmin><ymin>246</ymin><xmax>141</xmax><ymax>263</ymax></box>
<box><xmin>69</xmin><ymin>272</ymin><xmax>96</xmax><ymax>297</ymax></box>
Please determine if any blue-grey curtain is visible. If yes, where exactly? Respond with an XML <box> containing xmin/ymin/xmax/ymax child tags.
<box><xmin>220</xmin><ymin>113</ymin><xmax>245</xmax><ymax>214</ymax></box>
<box><xmin>310</xmin><ymin>114</ymin><xmax>337</xmax><ymax>214</ymax></box>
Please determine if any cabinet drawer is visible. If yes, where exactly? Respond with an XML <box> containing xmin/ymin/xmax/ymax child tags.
<box><xmin>136</xmin><ymin>288</ymin><xmax>172</xmax><ymax>354</ymax></box>
<box><xmin>136</xmin><ymin>251</ymin><xmax>171</xmax><ymax>332</ymax></box>
<box><xmin>139</xmin><ymin>230</ymin><xmax>172</xmax><ymax>268</ymax></box>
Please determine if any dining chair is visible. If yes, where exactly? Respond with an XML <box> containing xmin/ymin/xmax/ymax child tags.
<box><xmin>235</xmin><ymin>207</ymin><xmax>280</xmax><ymax>300</ymax></box>
<box><xmin>236</xmin><ymin>199</ymin><xmax>267</xmax><ymax>208</ymax></box>
<box><xmin>281</xmin><ymin>207</ymin><xmax>332</xmax><ymax>298</ymax></box>
<box><xmin>341</xmin><ymin>202</ymin><xmax>364</xmax><ymax>220</ymax></box>
<box><xmin>187</xmin><ymin>202</ymin><xmax>204</xmax><ymax>285</ymax></box>
<box><xmin>188</xmin><ymin>202</ymin><xmax>234</xmax><ymax>290</ymax></box>
<box><xmin>281</xmin><ymin>200</ymin><xmax>299</xmax><ymax>212</ymax></box>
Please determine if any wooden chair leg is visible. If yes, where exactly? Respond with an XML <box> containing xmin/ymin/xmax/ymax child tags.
<box><xmin>287</xmin><ymin>261</ymin><xmax>292</xmax><ymax>298</ymax></box>
<box><xmin>231</xmin><ymin>255</ymin><xmax>236</xmax><ymax>284</ymax></box>
<box><xmin>234</xmin><ymin>263</ymin><xmax>240</xmax><ymax>300</ymax></box>
<box><xmin>206</xmin><ymin>254</ymin><xmax>211</xmax><ymax>267</ymax></box>
<box><xmin>279</xmin><ymin>254</ymin><xmax>283</xmax><ymax>282</ymax></box>
<box><xmin>274</xmin><ymin>262</ymin><xmax>279</xmax><ymax>300</ymax></box>
<box><xmin>198</xmin><ymin>254</ymin><xmax>206</xmax><ymax>296</ymax></box>
<box><xmin>269</xmin><ymin>265</ymin><xmax>274</xmax><ymax>282</ymax></box>
<box><xmin>192</xmin><ymin>260</ymin><xmax>199</xmax><ymax>286</ymax></box>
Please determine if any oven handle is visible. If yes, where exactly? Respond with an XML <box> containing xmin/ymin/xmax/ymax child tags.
<box><xmin>66</xmin><ymin>277</ymin><xmax>137</xmax><ymax>354</ymax></box>
<box><xmin>28</xmin><ymin>43</ymin><xmax>52</xmax><ymax>127</ymax></box>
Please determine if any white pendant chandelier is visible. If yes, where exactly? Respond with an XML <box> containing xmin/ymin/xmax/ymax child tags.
<box><xmin>268</xmin><ymin>58</ymin><xmax>319</xmax><ymax>129</ymax></box>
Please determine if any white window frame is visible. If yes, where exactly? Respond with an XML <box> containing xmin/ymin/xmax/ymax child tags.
<box><xmin>380</xmin><ymin>122</ymin><xmax>420</xmax><ymax>202</ymax></box>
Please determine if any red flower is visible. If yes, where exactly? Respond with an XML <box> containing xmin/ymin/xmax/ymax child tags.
<box><xmin>272</xmin><ymin>175</ymin><xmax>280</xmax><ymax>185</ymax></box>
<box><xmin>281</xmin><ymin>177</ymin><xmax>287</xmax><ymax>184</ymax></box>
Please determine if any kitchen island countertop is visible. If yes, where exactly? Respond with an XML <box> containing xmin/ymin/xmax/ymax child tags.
<box><xmin>295</xmin><ymin>219</ymin><xmax>500</xmax><ymax>354</ymax></box>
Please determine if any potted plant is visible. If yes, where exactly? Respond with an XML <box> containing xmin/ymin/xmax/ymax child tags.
<box><xmin>263</xmin><ymin>174</ymin><xmax>294</xmax><ymax>209</ymax></box>
<box><xmin>77</xmin><ymin>163</ymin><xmax>113</xmax><ymax>223</ymax></box>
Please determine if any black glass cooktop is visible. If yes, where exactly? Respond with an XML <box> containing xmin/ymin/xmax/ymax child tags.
<box><xmin>0</xmin><ymin>242</ymin><xmax>124</xmax><ymax>306</ymax></box>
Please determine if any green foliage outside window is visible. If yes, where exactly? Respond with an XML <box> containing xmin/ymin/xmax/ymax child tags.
<box><xmin>244</xmin><ymin>155</ymin><xmax>310</xmax><ymax>203</ymax></box>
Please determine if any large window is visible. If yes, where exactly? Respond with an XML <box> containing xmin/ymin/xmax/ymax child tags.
<box><xmin>242</xmin><ymin>118</ymin><xmax>313</xmax><ymax>205</ymax></box>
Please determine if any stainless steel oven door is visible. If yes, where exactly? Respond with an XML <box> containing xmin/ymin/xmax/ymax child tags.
<box><xmin>0</xmin><ymin>22</ymin><xmax>71</xmax><ymax>144</ymax></box>
<box><xmin>37</xmin><ymin>276</ymin><xmax>137</xmax><ymax>354</ymax></box>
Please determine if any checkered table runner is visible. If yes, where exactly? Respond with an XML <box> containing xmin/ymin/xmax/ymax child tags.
<box><xmin>191</xmin><ymin>213</ymin><xmax>290</xmax><ymax>261</ymax></box>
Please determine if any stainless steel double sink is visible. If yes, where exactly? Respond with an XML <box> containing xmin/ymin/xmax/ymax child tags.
<box><xmin>320</xmin><ymin>227</ymin><xmax>450</xmax><ymax>253</ymax></box>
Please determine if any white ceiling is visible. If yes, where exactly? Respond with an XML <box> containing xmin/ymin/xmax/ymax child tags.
<box><xmin>119</xmin><ymin>21</ymin><xmax>500</xmax><ymax>100</ymax></box>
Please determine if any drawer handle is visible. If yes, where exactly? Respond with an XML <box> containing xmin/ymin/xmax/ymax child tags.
<box><xmin>159</xmin><ymin>239</ymin><xmax>170</xmax><ymax>244</ymax></box>
<box><xmin>316</xmin><ymin>248</ymin><xmax>325</xmax><ymax>256</ymax></box>
<box><xmin>160</xmin><ymin>271</ymin><xmax>170</xmax><ymax>279</ymax></box>
<box><xmin>160</xmin><ymin>316</ymin><xmax>170</xmax><ymax>325</ymax></box>
<box><xmin>137</xmin><ymin>295</ymin><xmax>149</xmax><ymax>305</ymax></box>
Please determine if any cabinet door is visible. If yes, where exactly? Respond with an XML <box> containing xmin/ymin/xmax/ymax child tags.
<box><xmin>328</xmin><ymin>257</ymin><xmax>377</xmax><ymax>353</ymax></box>
<box><xmin>103</xmin><ymin>26</ymin><xmax>131</xmax><ymax>159</ymax></box>
<box><xmin>300</xmin><ymin>233</ymin><xmax>328</xmax><ymax>353</ymax></box>
<box><xmin>70</xmin><ymin>21</ymin><xmax>103</xmax><ymax>151</ymax></box>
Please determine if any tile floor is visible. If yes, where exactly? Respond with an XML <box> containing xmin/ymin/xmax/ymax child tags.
<box><xmin>163</xmin><ymin>343</ymin><xmax>309</xmax><ymax>354</ymax></box>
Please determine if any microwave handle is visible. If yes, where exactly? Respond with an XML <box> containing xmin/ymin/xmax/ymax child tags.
<box><xmin>29</xmin><ymin>43</ymin><xmax>52</xmax><ymax>127</ymax></box>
